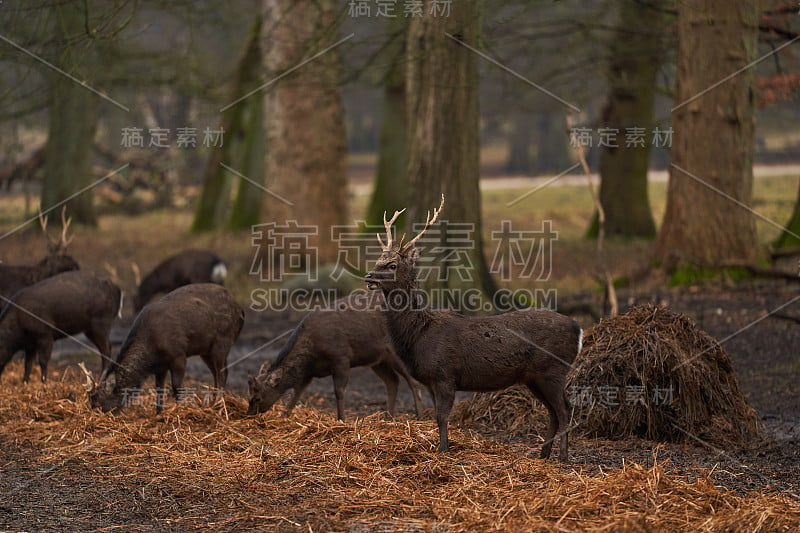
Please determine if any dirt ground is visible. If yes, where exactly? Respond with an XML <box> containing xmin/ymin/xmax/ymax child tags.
<box><xmin>0</xmin><ymin>278</ymin><xmax>798</xmax><ymax>531</ymax></box>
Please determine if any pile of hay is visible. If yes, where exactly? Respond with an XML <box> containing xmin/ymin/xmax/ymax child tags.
<box><xmin>570</xmin><ymin>304</ymin><xmax>760</xmax><ymax>444</ymax></box>
<box><xmin>454</xmin><ymin>304</ymin><xmax>761</xmax><ymax>446</ymax></box>
<box><xmin>0</xmin><ymin>362</ymin><xmax>797</xmax><ymax>532</ymax></box>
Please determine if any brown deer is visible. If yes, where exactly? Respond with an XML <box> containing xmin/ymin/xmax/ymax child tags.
<box><xmin>134</xmin><ymin>250</ymin><xmax>227</xmax><ymax>312</ymax></box>
<box><xmin>0</xmin><ymin>208</ymin><xmax>79</xmax><ymax>299</ymax></box>
<box><xmin>0</xmin><ymin>270</ymin><xmax>122</xmax><ymax>383</ymax></box>
<box><xmin>88</xmin><ymin>283</ymin><xmax>244</xmax><ymax>413</ymax></box>
<box><xmin>365</xmin><ymin>195</ymin><xmax>583</xmax><ymax>461</ymax></box>
<box><xmin>247</xmin><ymin>291</ymin><xmax>424</xmax><ymax>419</ymax></box>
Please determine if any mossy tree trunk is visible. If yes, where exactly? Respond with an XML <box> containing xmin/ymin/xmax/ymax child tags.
<box><xmin>42</xmin><ymin>0</ymin><xmax>99</xmax><ymax>225</ymax></box>
<box><xmin>589</xmin><ymin>0</ymin><xmax>662</xmax><ymax>239</ymax></box>
<box><xmin>505</xmin><ymin>113</ymin><xmax>533</xmax><ymax>175</ymax></box>
<box><xmin>656</xmin><ymin>0</ymin><xmax>761</xmax><ymax>268</ymax></box>
<box><xmin>193</xmin><ymin>20</ymin><xmax>264</xmax><ymax>232</ymax></box>
<box><xmin>366</xmin><ymin>15</ymin><xmax>408</xmax><ymax>230</ymax></box>
<box><xmin>228</xmin><ymin>85</ymin><xmax>265</xmax><ymax>230</ymax></box>
<box><xmin>531</xmin><ymin>112</ymin><xmax>572</xmax><ymax>175</ymax></box>
<box><xmin>406</xmin><ymin>0</ymin><xmax>498</xmax><ymax>301</ymax></box>
<box><xmin>774</xmin><ymin>179</ymin><xmax>800</xmax><ymax>249</ymax></box>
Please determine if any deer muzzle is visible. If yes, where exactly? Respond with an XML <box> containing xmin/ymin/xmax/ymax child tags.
<box><xmin>365</xmin><ymin>272</ymin><xmax>378</xmax><ymax>290</ymax></box>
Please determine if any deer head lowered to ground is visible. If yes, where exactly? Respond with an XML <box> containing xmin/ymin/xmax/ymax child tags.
<box><xmin>365</xmin><ymin>195</ymin><xmax>583</xmax><ymax>461</ymax></box>
<box><xmin>247</xmin><ymin>291</ymin><xmax>424</xmax><ymax>419</ymax></box>
<box><xmin>88</xmin><ymin>283</ymin><xmax>244</xmax><ymax>413</ymax></box>
<box><xmin>0</xmin><ymin>208</ymin><xmax>80</xmax><ymax>299</ymax></box>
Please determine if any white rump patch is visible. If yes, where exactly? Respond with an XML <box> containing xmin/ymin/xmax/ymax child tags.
<box><xmin>211</xmin><ymin>262</ymin><xmax>227</xmax><ymax>284</ymax></box>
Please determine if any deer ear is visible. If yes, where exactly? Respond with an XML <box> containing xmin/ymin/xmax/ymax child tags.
<box><xmin>409</xmin><ymin>248</ymin><xmax>420</xmax><ymax>262</ymax></box>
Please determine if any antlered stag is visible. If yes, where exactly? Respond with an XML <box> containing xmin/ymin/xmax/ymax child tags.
<box><xmin>365</xmin><ymin>195</ymin><xmax>583</xmax><ymax>461</ymax></box>
<box><xmin>247</xmin><ymin>291</ymin><xmax>424</xmax><ymax>419</ymax></box>
<box><xmin>0</xmin><ymin>270</ymin><xmax>122</xmax><ymax>382</ymax></box>
<box><xmin>134</xmin><ymin>249</ymin><xmax>227</xmax><ymax>311</ymax></box>
<box><xmin>89</xmin><ymin>283</ymin><xmax>244</xmax><ymax>413</ymax></box>
<box><xmin>0</xmin><ymin>209</ymin><xmax>79</xmax><ymax>299</ymax></box>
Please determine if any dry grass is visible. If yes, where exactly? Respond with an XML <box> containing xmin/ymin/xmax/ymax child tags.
<box><xmin>1</xmin><ymin>363</ymin><xmax>797</xmax><ymax>532</ymax></box>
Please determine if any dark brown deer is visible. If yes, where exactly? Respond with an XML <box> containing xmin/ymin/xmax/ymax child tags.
<box><xmin>365</xmin><ymin>195</ymin><xmax>583</xmax><ymax>461</ymax></box>
<box><xmin>0</xmin><ymin>270</ymin><xmax>122</xmax><ymax>383</ymax></box>
<box><xmin>247</xmin><ymin>291</ymin><xmax>424</xmax><ymax>419</ymax></box>
<box><xmin>0</xmin><ymin>208</ymin><xmax>79</xmax><ymax>299</ymax></box>
<box><xmin>134</xmin><ymin>249</ymin><xmax>227</xmax><ymax>312</ymax></box>
<box><xmin>88</xmin><ymin>283</ymin><xmax>244</xmax><ymax>413</ymax></box>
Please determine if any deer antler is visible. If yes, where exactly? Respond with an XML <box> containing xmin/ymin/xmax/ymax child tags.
<box><xmin>131</xmin><ymin>262</ymin><xmax>141</xmax><ymax>287</ymax></box>
<box><xmin>78</xmin><ymin>362</ymin><xmax>96</xmax><ymax>392</ymax></box>
<box><xmin>400</xmin><ymin>194</ymin><xmax>445</xmax><ymax>253</ymax></box>
<box><xmin>38</xmin><ymin>208</ymin><xmax>59</xmax><ymax>249</ymax></box>
<box><xmin>59</xmin><ymin>207</ymin><xmax>74</xmax><ymax>249</ymax></box>
<box><xmin>38</xmin><ymin>206</ymin><xmax>74</xmax><ymax>252</ymax></box>
<box><xmin>377</xmin><ymin>208</ymin><xmax>406</xmax><ymax>251</ymax></box>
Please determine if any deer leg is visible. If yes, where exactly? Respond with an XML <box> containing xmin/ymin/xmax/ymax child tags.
<box><xmin>154</xmin><ymin>370</ymin><xmax>168</xmax><ymax>414</ymax></box>
<box><xmin>432</xmin><ymin>382</ymin><xmax>455</xmax><ymax>453</ymax></box>
<box><xmin>526</xmin><ymin>382</ymin><xmax>557</xmax><ymax>459</ymax></box>
<box><xmin>170</xmin><ymin>357</ymin><xmax>187</xmax><ymax>404</ymax></box>
<box><xmin>331</xmin><ymin>366</ymin><xmax>351</xmax><ymax>421</ymax></box>
<box><xmin>33</xmin><ymin>336</ymin><xmax>54</xmax><ymax>383</ymax></box>
<box><xmin>390</xmin><ymin>358</ymin><xmax>425</xmax><ymax>419</ymax></box>
<box><xmin>371</xmin><ymin>363</ymin><xmax>400</xmax><ymax>417</ymax></box>
<box><xmin>85</xmin><ymin>325</ymin><xmax>112</xmax><ymax>373</ymax></box>
<box><xmin>205</xmin><ymin>339</ymin><xmax>233</xmax><ymax>389</ymax></box>
<box><xmin>286</xmin><ymin>378</ymin><xmax>312</xmax><ymax>415</ymax></box>
<box><xmin>23</xmin><ymin>348</ymin><xmax>36</xmax><ymax>383</ymax></box>
<box><xmin>559</xmin><ymin>390</ymin><xmax>573</xmax><ymax>462</ymax></box>
<box><xmin>531</xmin><ymin>380</ymin><xmax>570</xmax><ymax>461</ymax></box>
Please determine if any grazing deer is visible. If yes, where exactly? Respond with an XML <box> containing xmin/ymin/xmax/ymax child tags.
<box><xmin>88</xmin><ymin>283</ymin><xmax>244</xmax><ymax>413</ymax></box>
<box><xmin>0</xmin><ymin>270</ymin><xmax>122</xmax><ymax>383</ymax></box>
<box><xmin>134</xmin><ymin>249</ymin><xmax>228</xmax><ymax>312</ymax></box>
<box><xmin>247</xmin><ymin>291</ymin><xmax>424</xmax><ymax>419</ymax></box>
<box><xmin>0</xmin><ymin>208</ymin><xmax>79</xmax><ymax>299</ymax></box>
<box><xmin>365</xmin><ymin>195</ymin><xmax>583</xmax><ymax>461</ymax></box>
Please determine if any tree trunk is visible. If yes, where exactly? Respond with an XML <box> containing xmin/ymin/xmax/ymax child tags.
<box><xmin>193</xmin><ymin>20</ymin><xmax>263</xmax><ymax>232</ymax></box>
<box><xmin>366</xmin><ymin>16</ymin><xmax>408</xmax><ymax>229</ymax></box>
<box><xmin>406</xmin><ymin>0</ymin><xmax>498</xmax><ymax>301</ymax></box>
<box><xmin>590</xmin><ymin>1</ymin><xmax>661</xmax><ymax>239</ymax></box>
<box><xmin>228</xmin><ymin>85</ymin><xmax>265</xmax><ymax>230</ymax></box>
<box><xmin>774</xmin><ymin>179</ymin><xmax>800</xmax><ymax>249</ymax></box>
<box><xmin>42</xmin><ymin>1</ymin><xmax>99</xmax><ymax>225</ymax></box>
<box><xmin>191</xmin><ymin>138</ymin><xmax>234</xmax><ymax>231</ymax></box>
<box><xmin>261</xmin><ymin>0</ymin><xmax>349</xmax><ymax>265</ymax></box>
<box><xmin>505</xmin><ymin>113</ymin><xmax>533</xmax><ymax>175</ymax></box>
<box><xmin>531</xmin><ymin>112</ymin><xmax>572</xmax><ymax>175</ymax></box>
<box><xmin>655</xmin><ymin>0</ymin><xmax>760</xmax><ymax>268</ymax></box>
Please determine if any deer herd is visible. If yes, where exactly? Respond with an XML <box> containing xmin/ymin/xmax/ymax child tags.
<box><xmin>0</xmin><ymin>197</ymin><xmax>582</xmax><ymax>461</ymax></box>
